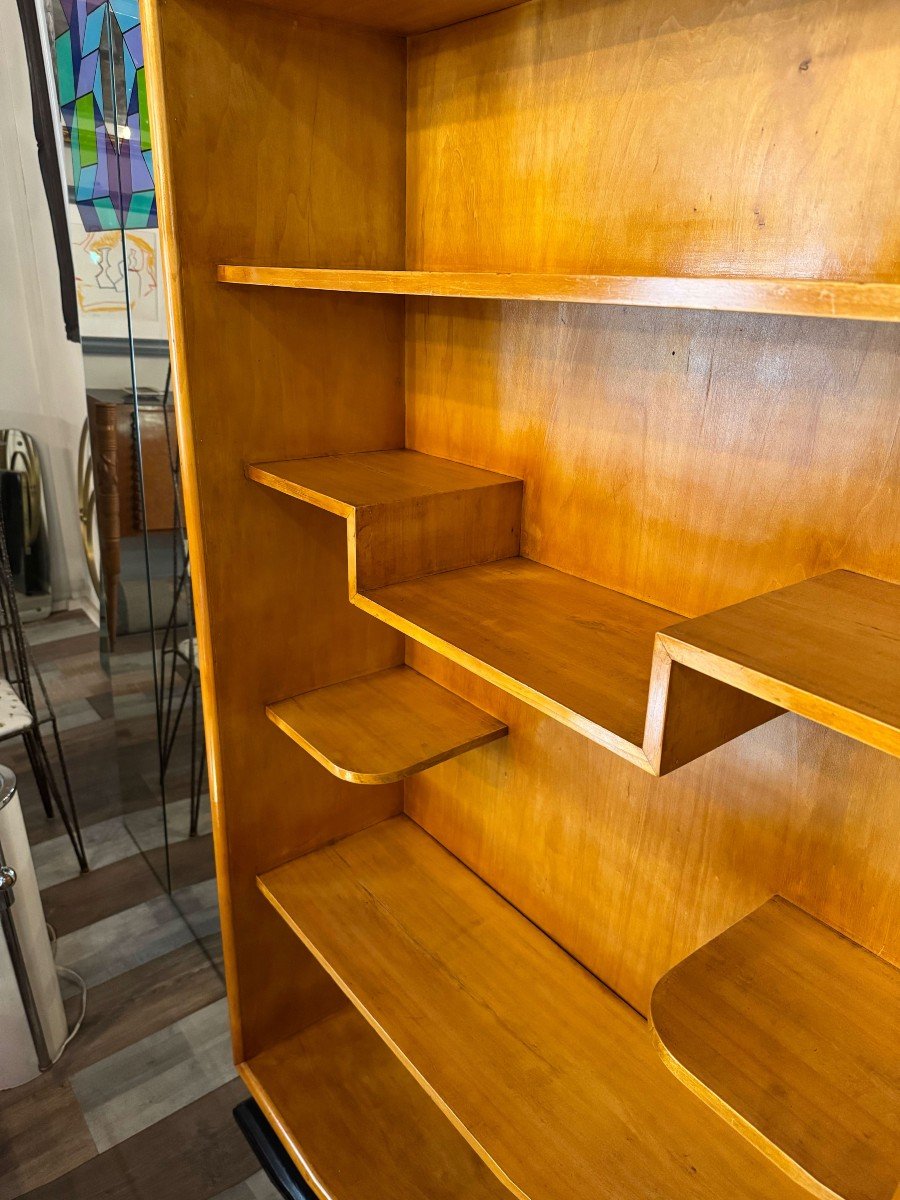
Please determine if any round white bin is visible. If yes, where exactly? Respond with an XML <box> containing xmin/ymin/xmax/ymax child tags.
<box><xmin>0</xmin><ymin>765</ymin><xmax>68</xmax><ymax>1088</ymax></box>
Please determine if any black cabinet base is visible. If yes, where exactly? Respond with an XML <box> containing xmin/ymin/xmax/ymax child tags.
<box><xmin>233</xmin><ymin>1098</ymin><xmax>319</xmax><ymax>1200</ymax></box>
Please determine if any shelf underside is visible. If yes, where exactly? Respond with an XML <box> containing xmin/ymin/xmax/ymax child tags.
<box><xmin>267</xmin><ymin>665</ymin><xmax>506</xmax><ymax>783</ymax></box>
<box><xmin>650</xmin><ymin>897</ymin><xmax>900</xmax><ymax>1200</ymax></box>
<box><xmin>241</xmin><ymin>1004</ymin><xmax>507</xmax><ymax>1200</ymax></box>
<box><xmin>258</xmin><ymin>815</ymin><xmax>812</xmax><ymax>1200</ymax></box>
<box><xmin>660</xmin><ymin>570</ymin><xmax>900</xmax><ymax>757</ymax></box>
<box><xmin>219</xmin><ymin>266</ymin><xmax>900</xmax><ymax>321</ymax></box>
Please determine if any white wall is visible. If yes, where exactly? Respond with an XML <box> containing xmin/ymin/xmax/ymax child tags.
<box><xmin>0</xmin><ymin>0</ymin><xmax>93</xmax><ymax>607</ymax></box>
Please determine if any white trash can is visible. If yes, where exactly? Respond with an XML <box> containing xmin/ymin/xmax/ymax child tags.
<box><xmin>0</xmin><ymin>765</ymin><xmax>68</xmax><ymax>1087</ymax></box>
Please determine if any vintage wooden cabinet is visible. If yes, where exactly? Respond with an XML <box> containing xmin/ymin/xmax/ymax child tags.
<box><xmin>141</xmin><ymin>0</ymin><xmax>899</xmax><ymax>1197</ymax></box>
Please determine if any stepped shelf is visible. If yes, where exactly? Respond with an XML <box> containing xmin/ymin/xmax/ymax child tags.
<box><xmin>219</xmin><ymin>266</ymin><xmax>900</xmax><ymax>321</ymax></box>
<box><xmin>267</xmin><ymin>665</ymin><xmax>506</xmax><ymax>784</ymax></box>
<box><xmin>252</xmin><ymin>451</ymin><xmax>899</xmax><ymax>770</ymax></box>
<box><xmin>658</xmin><ymin>570</ymin><xmax>900</xmax><ymax>757</ymax></box>
<box><xmin>650</xmin><ymin>897</ymin><xmax>900</xmax><ymax>1200</ymax></box>
<box><xmin>241</xmin><ymin>1003</ymin><xmax>508</xmax><ymax>1200</ymax></box>
<box><xmin>258</xmin><ymin>816</ymin><xmax>813</xmax><ymax>1200</ymax></box>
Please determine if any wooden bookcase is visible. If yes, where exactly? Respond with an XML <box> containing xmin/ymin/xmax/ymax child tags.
<box><xmin>141</xmin><ymin>1</ymin><xmax>899</xmax><ymax>1197</ymax></box>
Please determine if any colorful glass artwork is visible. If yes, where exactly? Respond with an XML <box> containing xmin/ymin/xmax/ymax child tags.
<box><xmin>55</xmin><ymin>0</ymin><xmax>156</xmax><ymax>231</ymax></box>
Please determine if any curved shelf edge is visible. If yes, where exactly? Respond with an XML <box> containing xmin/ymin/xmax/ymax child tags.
<box><xmin>649</xmin><ymin>896</ymin><xmax>900</xmax><ymax>1200</ymax></box>
<box><xmin>267</xmin><ymin>665</ymin><xmax>507</xmax><ymax>784</ymax></box>
<box><xmin>647</xmin><ymin>1014</ymin><xmax>842</xmax><ymax>1200</ymax></box>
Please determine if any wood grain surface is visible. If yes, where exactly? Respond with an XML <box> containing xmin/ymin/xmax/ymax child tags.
<box><xmin>242</xmin><ymin>1004</ymin><xmax>508</xmax><ymax>1200</ymax></box>
<box><xmin>660</xmin><ymin>570</ymin><xmax>900</xmax><ymax>757</ymax></box>
<box><xmin>221</xmin><ymin>267</ymin><xmax>900</xmax><ymax>321</ymax></box>
<box><xmin>267</xmin><ymin>665</ymin><xmax>506</xmax><ymax>783</ymax></box>
<box><xmin>259</xmin><ymin>816</ymin><xmax>813</xmax><ymax>1200</ymax></box>
<box><xmin>650</xmin><ymin>897</ymin><xmax>900</xmax><ymax>1200</ymax></box>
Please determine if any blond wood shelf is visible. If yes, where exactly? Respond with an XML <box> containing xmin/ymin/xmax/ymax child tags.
<box><xmin>252</xmin><ymin>454</ymin><xmax>899</xmax><ymax>772</ymax></box>
<box><xmin>225</xmin><ymin>0</ymin><xmax>529</xmax><ymax>36</ymax></box>
<box><xmin>267</xmin><ymin>665</ymin><xmax>506</xmax><ymax>784</ymax></box>
<box><xmin>241</xmin><ymin>1003</ymin><xmax>508</xmax><ymax>1200</ymax></box>
<box><xmin>258</xmin><ymin>816</ymin><xmax>811</xmax><ymax>1200</ymax></box>
<box><xmin>649</xmin><ymin>897</ymin><xmax>900</xmax><ymax>1200</ymax></box>
<box><xmin>248</xmin><ymin>451</ymin><xmax>784</xmax><ymax>772</ymax></box>
<box><xmin>248</xmin><ymin>450</ymin><xmax>522</xmax><ymax>593</ymax></box>
<box><xmin>660</xmin><ymin>571</ymin><xmax>900</xmax><ymax>757</ymax></box>
<box><xmin>360</xmin><ymin>556</ymin><xmax>678</xmax><ymax>767</ymax></box>
<box><xmin>219</xmin><ymin>266</ymin><xmax>900</xmax><ymax>322</ymax></box>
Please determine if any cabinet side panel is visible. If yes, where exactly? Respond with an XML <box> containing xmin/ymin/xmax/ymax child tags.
<box><xmin>143</xmin><ymin>0</ymin><xmax>407</xmax><ymax>1060</ymax></box>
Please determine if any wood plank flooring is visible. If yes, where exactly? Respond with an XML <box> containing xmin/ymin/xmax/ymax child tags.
<box><xmin>0</xmin><ymin>611</ymin><xmax>274</xmax><ymax>1200</ymax></box>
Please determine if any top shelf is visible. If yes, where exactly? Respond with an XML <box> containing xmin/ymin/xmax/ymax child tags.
<box><xmin>218</xmin><ymin>267</ymin><xmax>900</xmax><ymax>322</ymax></box>
<box><xmin>229</xmin><ymin>0</ymin><xmax>529</xmax><ymax>36</ymax></box>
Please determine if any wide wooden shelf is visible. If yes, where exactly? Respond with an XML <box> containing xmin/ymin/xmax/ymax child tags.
<box><xmin>267</xmin><ymin>665</ymin><xmax>506</xmax><ymax>784</ymax></box>
<box><xmin>219</xmin><ymin>266</ymin><xmax>900</xmax><ymax>321</ymax></box>
<box><xmin>660</xmin><ymin>571</ymin><xmax>900</xmax><ymax>757</ymax></box>
<box><xmin>359</xmin><ymin>557</ymin><xmax>678</xmax><ymax>767</ymax></box>
<box><xmin>241</xmin><ymin>1003</ymin><xmax>508</xmax><ymax>1200</ymax></box>
<box><xmin>649</xmin><ymin>897</ymin><xmax>900</xmax><ymax>1200</ymax></box>
<box><xmin>258</xmin><ymin>816</ymin><xmax>811</xmax><ymax>1200</ymax></box>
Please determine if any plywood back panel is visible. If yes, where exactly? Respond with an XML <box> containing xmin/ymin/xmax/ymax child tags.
<box><xmin>143</xmin><ymin>0</ymin><xmax>408</xmax><ymax>1060</ymax></box>
<box><xmin>404</xmin><ymin>0</ymin><xmax>899</xmax><ymax>1016</ymax></box>
<box><xmin>407</xmin><ymin>301</ymin><xmax>899</xmax><ymax>615</ymax></box>
<box><xmin>405</xmin><ymin>644</ymin><xmax>900</xmax><ymax>1015</ymax></box>
<box><xmin>408</xmin><ymin>0</ymin><xmax>900</xmax><ymax>281</ymax></box>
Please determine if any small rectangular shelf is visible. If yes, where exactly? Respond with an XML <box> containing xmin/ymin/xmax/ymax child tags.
<box><xmin>358</xmin><ymin>557</ymin><xmax>679</xmax><ymax>767</ymax></box>
<box><xmin>649</xmin><ymin>897</ymin><xmax>900</xmax><ymax>1200</ymax></box>
<box><xmin>219</xmin><ymin>266</ymin><xmax>900</xmax><ymax>322</ymax></box>
<box><xmin>241</xmin><ymin>1004</ymin><xmax>508</xmax><ymax>1200</ymax></box>
<box><xmin>248</xmin><ymin>449</ymin><xmax>519</xmax><ymax>515</ymax></box>
<box><xmin>267</xmin><ymin>665</ymin><xmax>506</xmax><ymax>784</ymax></box>
<box><xmin>258</xmin><ymin>815</ymin><xmax>811</xmax><ymax>1200</ymax></box>
<box><xmin>659</xmin><ymin>570</ymin><xmax>900</xmax><ymax>757</ymax></box>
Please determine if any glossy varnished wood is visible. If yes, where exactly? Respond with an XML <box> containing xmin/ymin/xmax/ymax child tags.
<box><xmin>142</xmin><ymin>0</ymin><xmax>408</xmax><ymax>1062</ymax></box>
<box><xmin>660</xmin><ymin>571</ymin><xmax>900</xmax><ymax>758</ymax></box>
<box><xmin>241</xmin><ymin>1004</ymin><xmax>507</xmax><ymax>1200</ymax></box>
<box><xmin>212</xmin><ymin>0</ymin><xmax>530</xmax><ymax>36</ymax></box>
<box><xmin>259</xmin><ymin>816</ymin><xmax>811</xmax><ymax>1200</ymax></box>
<box><xmin>249</xmin><ymin>451</ymin><xmax>521</xmax><ymax>590</ymax></box>
<box><xmin>255</xmin><ymin>451</ymin><xmax>784</xmax><ymax>772</ymax></box>
<box><xmin>267</xmin><ymin>665</ymin><xmax>506</xmax><ymax>784</ymax></box>
<box><xmin>220</xmin><ymin>266</ymin><xmax>900</xmax><ymax>321</ymax></box>
<box><xmin>408</xmin><ymin>0</ymin><xmax>900</xmax><ymax>282</ymax></box>
<box><xmin>650</xmin><ymin>897</ymin><xmax>900</xmax><ymax>1200</ymax></box>
<box><xmin>147</xmin><ymin>0</ymin><xmax>900</xmax><ymax>1188</ymax></box>
<box><xmin>359</xmin><ymin>557</ymin><xmax>679</xmax><ymax>766</ymax></box>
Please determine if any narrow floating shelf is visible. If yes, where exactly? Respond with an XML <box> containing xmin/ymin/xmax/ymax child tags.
<box><xmin>649</xmin><ymin>897</ymin><xmax>900</xmax><ymax>1200</ymax></box>
<box><xmin>358</xmin><ymin>556</ymin><xmax>678</xmax><ymax>769</ymax></box>
<box><xmin>241</xmin><ymin>1003</ymin><xmax>508</xmax><ymax>1200</ymax></box>
<box><xmin>659</xmin><ymin>570</ymin><xmax>900</xmax><ymax>757</ymax></box>
<box><xmin>267</xmin><ymin>665</ymin><xmax>506</xmax><ymax>784</ymax></box>
<box><xmin>258</xmin><ymin>816</ymin><xmax>811</xmax><ymax>1200</ymax></box>
<box><xmin>219</xmin><ymin>266</ymin><xmax>900</xmax><ymax>321</ymax></box>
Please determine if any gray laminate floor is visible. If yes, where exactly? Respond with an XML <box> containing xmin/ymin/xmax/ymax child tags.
<box><xmin>0</xmin><ymin>611</ymin><xmax>278</xmax><ymax>1200</ymax></box>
